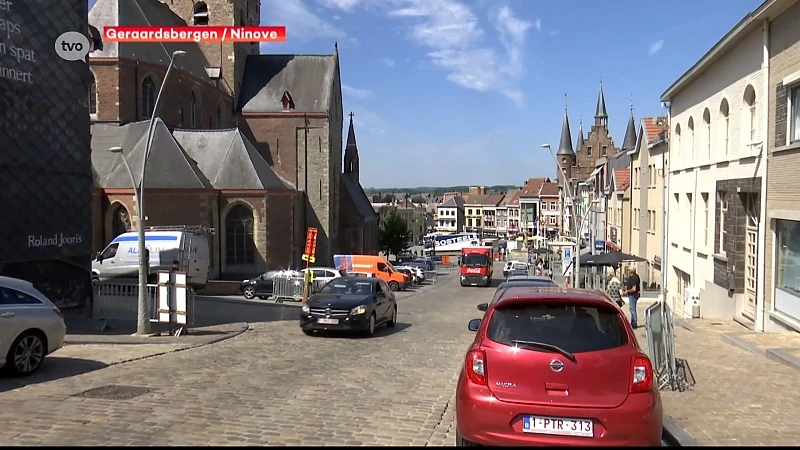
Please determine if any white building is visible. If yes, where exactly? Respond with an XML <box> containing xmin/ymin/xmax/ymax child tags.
<box><xmin>661</xmin><ymin>13</ymin><xmax>768</xmax><ymax>328</ymax></box>
<box><xmin>435</xmin><ymin>196</ymin><xmax>465</xmax><ymax>233</ymax></box>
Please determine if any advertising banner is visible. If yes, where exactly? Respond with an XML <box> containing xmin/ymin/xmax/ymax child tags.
<box><xmin>0</xmin><ymin>0</ymin><xmax>92</xmax><ymax>262</ymax></box>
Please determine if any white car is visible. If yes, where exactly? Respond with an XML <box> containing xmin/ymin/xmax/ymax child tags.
<box><xmin>301</xmin><ymin>267</ymin><xmax>345</xmax><ymax>284</ymax></box>
<box><xmin>397</xmin><ymin>265</ymin><xmax>425</xmax><ymax>282</ymax></box>
<box><xmin>0</xmin><ymin>276</ymin><xmax>66</xmax><ymax>376</ymax></box>
<box><xmin>503</xmin><ymin>260</ymin><xmax>529</xmax><ymax>277</ymax></box>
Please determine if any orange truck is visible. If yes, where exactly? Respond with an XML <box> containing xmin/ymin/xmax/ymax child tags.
<box><xmin>333</xmin><ymin>254</ymin><xmax>409</xmax><ymax>291</ymax></box>
<box><xmin>460</xmin><ymin>247</ymin><xmax>494</xmax><ymax>287</ymax></box>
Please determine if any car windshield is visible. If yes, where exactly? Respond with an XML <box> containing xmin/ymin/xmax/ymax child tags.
<box><xmin>487</xmin><ymin>304</ymin><xmax>628</xmax><ymax>353</ymax></box>
<box><xmin>319</xmin><ymin>278</ymin><xmax>374</xmax><ymax>295</ymax></box>
<box><xmin>463</xmin><ymin>254</ymin><xmax>489</xmax><ymax>267</ymax></box>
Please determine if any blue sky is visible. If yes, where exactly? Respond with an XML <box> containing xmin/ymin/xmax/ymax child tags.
<box><xmin>265</xmin><ymin>0</ymin><xmax>760</xmax><ymax>188</ymax></box>
<box><xmin>89</xmin><ymin>0</ymin><xmax>760</xmax><ymax>188</ymax></box>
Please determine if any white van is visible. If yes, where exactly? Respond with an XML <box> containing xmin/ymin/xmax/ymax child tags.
<box><xmin>92</xmin><ymin>228</ymin><xmax>210</xmax><ymax>288</ymax></box>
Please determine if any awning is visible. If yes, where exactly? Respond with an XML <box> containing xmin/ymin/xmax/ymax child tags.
<box><xmin>588</xmin><ymin>166</ymin><xmax>602</xmax><ymax>178</ymax></box>
<box><xmin>606</xmin><ymin>241</ymin><xmax>621</xmax><ymax>252</ymax></box>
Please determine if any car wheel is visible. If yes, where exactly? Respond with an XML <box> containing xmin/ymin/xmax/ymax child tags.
<box><xmin>243</xmin><ymin>286</ymin><xmax>256</xmax><ymax>299</ymax></box>
<box><xmin>6</xmin><ymin>331</ymin><xmax>46</xmax><ymax>376</ymax></box>
<box><xmin>302</xmin><ymin>329</ymin><xmax>314</xmax><ymax>336</ymax></box>
<box><xmin>388</xmin><ymin>281</ymin><xmax>399</xmax><ymax>292</ymax></box>
<box><xmin>387</xmin><ymin>305</ymin><xmax>397</xmax><ymax>327</ymax></box>
<box><xmin>365</xmin><ymin>313</ymin><xmax>376</xmax><ymax>337</ymax></box>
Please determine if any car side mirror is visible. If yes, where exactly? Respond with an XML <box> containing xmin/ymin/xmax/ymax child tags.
<box><xmin>477</xmin><ymin>303</ymin><xmax>488</xmax><ymax>312</ymax></box>
<box><xmin>468</xmin><ymin>318</ymin><xmax>482</xmax><ymax>332</ymax></box>
<box><xmin>96</xmin><ymin>252</ymin><xmax>103</xmax><ymax>263</ymax></box>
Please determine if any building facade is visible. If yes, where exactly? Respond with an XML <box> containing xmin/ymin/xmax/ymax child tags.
<box><xmin>765</xmin><ymin>0</ymin><xmax>800</xmax><ymax>333</ymax></box>
<box><xmin>607</xmin><ymin>168</ymin><xmax>631</xmax><ymax>253</ymax></box>
<box><xmin>628</xmin><ymin>117</ymin><xmax>670</xmax><ymax>287</ymax></box>
<box><xmin>662</xmin><ymin>13</ymin><xmax>768</xmax><ymax>325</ymax></box>
<box><xmin>538</xmin><ymin>181</ymin><xmax>561</xmax><ymax>239</ymax></box>
<box><xmin>436</xmin><ymin>196</ymin><xmax>465</xmax><ymax>232</ymax></box>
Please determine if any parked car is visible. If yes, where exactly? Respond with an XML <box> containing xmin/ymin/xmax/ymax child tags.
<box><xmin>302</xmin><ymin>267</ymin><xmax>347</xmax><ymax>284</ymax></box>
<box><xmin>506</xmin><ymin>269</ymin><xmax>529</xmax><ymax>279</ymax></box>
<box><xmin>240</xmin><ymin>269</ymin><xmax>284</xmax><ymax>299</ymax></box>
<box><xmin>503</xmin><ymin>261</ymin><xmax>529</xmax><ymax>278</ymax></box>
<box><xmin>456</xmin><ymin>288</ymin><xmax>662</xmax><ymax>446</ymax></box>
<box><xmin>396</xmin><ymin>265</ymin><xmax>425</xmax><ymax>283</ymax></box>
<box><xmin>412</xmin><ymin>258</ymin><xmax>435</xmax><ymax>271</ymax></box>
<box><xmin>395</xmin><ymin>267</ymin><xmax>418</xmax><ymax>284</ymax></box>
<box><xmin>0</xmin><ymin>276</ymin><xmax>67</xmax><ymax>376</ymax></box>
<box><xmin>299</xmin><ymin>277</ymin><xmax>398</xmax><ymax>337</ymax></box>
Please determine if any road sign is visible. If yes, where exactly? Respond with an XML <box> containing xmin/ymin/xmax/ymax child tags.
<box><xmin>563</xmin><ymin>247</ymin><xmax>572</xmax><ymax>260</ymax></box>
<box><xmin>302</xmin><ymin>227</ymin><xmax>318</xmax><ymax>263</ymax></box>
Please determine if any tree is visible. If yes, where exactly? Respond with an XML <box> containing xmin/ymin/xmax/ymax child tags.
<box><xmin>410</xmin><ymin>195</ymin><xmax>426</xmax><ymax>204</ymax></box>
<box><xmin>380</xmin><ymin>210</ymin><xmax>411</xmax><ymax>257</ymax></box>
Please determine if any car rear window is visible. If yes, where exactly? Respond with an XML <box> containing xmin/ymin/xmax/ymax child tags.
<box><xmin>487</xmin><ymin>304</ymin><xmax>629</xmax><ymax>353</ymax></box>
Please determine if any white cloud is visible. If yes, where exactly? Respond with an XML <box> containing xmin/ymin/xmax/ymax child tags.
<box><xmin>261</xmin><ymin>0</ymin><xmax>346</xmax><ymax>42</ymax></box>
<box><xmin>319</xmin><ymin>0</ymin><xmax>533</xmax><ymax>106</ymax></box>
<box><xmin>380</xmin><ymin>57</ymin><xmax>396</xmax><ymax>67</ymax></box>
<box><xmin>534</xmin><ymin>18</ymin><xmax>541</xmax><ymax>31</ymax></box>
<box><xmin>317</xmin><ymin>0</ymin><xmax>362</xmax><ymax>11</ymax></box>
<box><xmin>649</xmin><ymin>39</ymin><xmax>664</xmax><ymax>55</ymax></box>
<box><xmin>342</xmin><ymin>84</ymin><xmax>374</xmax><ymax>99</ymax></box>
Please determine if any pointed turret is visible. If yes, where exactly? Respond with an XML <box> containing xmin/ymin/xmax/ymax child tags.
<box><xmin>556</xmin><ymin>111</ymin><xmax>575</xmax><ymax>156</ymax></box>
<box><xmin>595</xmin><ymin>83</ymin><xmax>608</xmax><ymax>120</ymax></box>
<box><xmin>621</xmin><ymin>105</ymin><xmax>637</xmax><ymax>151</ymax></box>
<box><xmin>576</xmin><ymin>117</ymin><xmax>585</xmax><ymax>152</ymax></box>
<box><xmin>344</xmin><ymin>112</ymin><xmax>360</xmax><ymax>183</ymax></box>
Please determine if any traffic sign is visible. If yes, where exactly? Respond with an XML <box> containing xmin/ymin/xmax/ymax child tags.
<box><xmin>563</xmin><ymin>247</ymin><xmax>572</xmax><ymax>260</ymax></box>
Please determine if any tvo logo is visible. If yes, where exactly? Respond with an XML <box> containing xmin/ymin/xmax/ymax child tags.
<box><xmin>55</xmin><ymin>31</ymin><xmax>90</xmax><ymax>62</ymax></box>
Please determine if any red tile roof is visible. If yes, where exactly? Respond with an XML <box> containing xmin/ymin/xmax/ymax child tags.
<box><xmin>538</xmin><ymin>181</ymin><xmax>559</xmax><ymax>197</ymax></box>
<box><xmin>613</xmin><ymin>168</ymin><xmax>630</xmax><ymax>191</ymax></box>
<box><xmin>643</xmin><ymin>117</ymin><xmax>669</xmax><ymax>144</ymax></box>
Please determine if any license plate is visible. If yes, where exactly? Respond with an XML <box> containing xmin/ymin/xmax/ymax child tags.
<box><xmin>522</xmin><ymin>415</ymin><xmax>593</xmax><ymax>438</ymax></box>
<box><xmin>317</xmin><ymin>318</ymin><xmax>339</xmax><ymax>325</ymax></box>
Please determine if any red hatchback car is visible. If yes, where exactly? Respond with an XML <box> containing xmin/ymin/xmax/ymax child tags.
<box><xmin>456</xmin><ymin>288</ymin><xmax>662</xmax><ymax>446</ymax></box>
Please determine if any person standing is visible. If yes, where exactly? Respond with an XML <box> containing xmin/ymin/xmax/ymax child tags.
<box><xmin>622</xmin><ymin>266</ymin><xmax>641</xmax><ymax>328</ymax></box>
<box><xmin>605</xmin><ymin>273</ymin><xmax>624</xmax><ymax>307</ymax></box>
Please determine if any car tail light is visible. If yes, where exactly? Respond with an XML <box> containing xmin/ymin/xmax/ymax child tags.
<box><xmin>466</xmin><ymin>349</ymin><xmax>487</xmax><ymax>385</ymax></box>
<box><xmin>52</xmin><ymin>308</ymin><xmax>63</xmax><ymax>318</ymax></box>
<box><xmin>629</xmin><ymin>353</ymin><xmax>653</xmax><ymax>393</ymax></box>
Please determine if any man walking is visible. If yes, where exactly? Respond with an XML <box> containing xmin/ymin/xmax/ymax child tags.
<box><xmin>622</xmin><ymin>266</ymin><xmax>641</xmax><ymax>328</ymax></box>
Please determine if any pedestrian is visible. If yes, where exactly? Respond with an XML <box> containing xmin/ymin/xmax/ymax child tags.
<box><xmin>548</xmin><ymin>267</ymin><xmax>553</xmax><ymax>279</ymax></box>
<box><xmin>622</xmin><ymin>266</ymin><xmax>642</xmax><ymax>328</ymax></box>
<box><xmin>605</xmin><ymin>273</ymin><xmax>624</xmax><ymax>307</ymax></box>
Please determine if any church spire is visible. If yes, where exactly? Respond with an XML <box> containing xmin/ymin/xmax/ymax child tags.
<box><xmin>595</xmin><ymin>80</ymin><xmax>608</xmax><ymax>123</ymax></box>
<box><xmin>576</xmin><ymin>116</ymin><xmax>585</xmax><ymax>152</ymax></box>
<box><xmin>621</xmin><ymin>98</ymin><xmax>637</xmax><ymax>151</ymax></box>
<box><xmin>344</xmin><ymin>112</ymin><xmax>360</xmax><ymax>183</ymax></box>
<box><xmin>557</xmin><ymin>96</ymin><xmax>575</xmax><ymax>156</ymax></box>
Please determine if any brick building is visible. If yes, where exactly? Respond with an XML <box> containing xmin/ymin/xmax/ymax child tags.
<box><xmin>91</xmin><ymin>119</ymin><xmax>304</xmax><ymax>278</ymax></box>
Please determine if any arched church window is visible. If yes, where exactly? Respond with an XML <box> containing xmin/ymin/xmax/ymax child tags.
<box><xmin>193</xmin><ymin>2</ymin><xmax>209</xmax><ymax>26</ymax></box>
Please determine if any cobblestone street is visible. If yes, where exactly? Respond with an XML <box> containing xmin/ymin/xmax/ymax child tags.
<box><xmin>0</xmin><ymin>272</ymin><xmax>488</xmax><ymax>446</ymax></box>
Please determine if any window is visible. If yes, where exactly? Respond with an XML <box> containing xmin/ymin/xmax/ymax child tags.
<box><xmin>486</xmin><ymin>304</ymin><xmax>628</xmax><ymax>353</ymax></box>
<box><xmin>702</xmin><ymin>193</ymin><xmax>709</xmax><ymax>247</ymax></box>
<box><xmin>703</xmin><ymin>108</ymin><xmax>711</xmax><ymax>159</ymax></box>
<box><xmin>281</xmin><ymin>90</ymin><xmax>294</xmax><ymax>110</ymax></box>
<box><xmin>99</xmin><ymin>243</ymin><xmax>119</xmax><ymax>260</ymax></box>
<box><xmin>587</xmin><ymin>146</ymin><xmax>592</xmax><ymax>156</ymax></box>
<box><xmin>601</xmin><ymin>145</ymin><xmax>607</xmax><ymax>156</ymax></box>
<box><xmin>111</xmin><ymin>204</ymin><xmax>131</xmax><ymax>237</ymax></box>
<box><xmin>549</xmin><ymin>216</ymin><xmax>556</xmax><ymax>225</ymax></box>
<box><xmin>550</xmin><ymin>201</ymin><xmax>556</xmax><ymax>210</ymax></box>
<box><xmin>776</xmin><ymin>220</ymin><xmax>800</xmax><ymax>297</ymax></box>
<box><xmin>225</xmin><ymin>205</ymin><xmax>255</xmax><ymax>265</ymax></box>
<box><xmin>720</xmin><ymin>99</ymin><xmax>730</xmax><ymax>155</ymax></box>
<box><xmin>190</xmin><ymin>91</ymin><xmax>198</xmax><ymax>128</ymax></box>
<box><xmin>743</xmin><ymin>84</ymin><xmax>757</xmax><ymax>143</ymax></box>
<box><xmin>675</xmin><ymin>124</ymin><xmax>682</xmax><ymax>159</ymax></box>
<box><xmin>0</xmin><ymin>287</ymin><xmax>44</xmax><ymax>305</ymax></box>
<box><xmin>141</xmin><ymin>77</ymin><xmax>156</xmax><ymax>119</ymax></box>
<box><xmin>717</xmin><ymin>191</ymin><xmax>728</xmax><ymax>255</ymax></box>
<box><xmin>688</xmin><ymin>117</ymin><xmax>695</xmax><ymax>156</ymax></box>
<box><xmin>88</xmin><ymin>72</ymin><xmax>97</xmax><ymax>115</ymax></box>
<box><xmin>791</xmin><ymin>86</ymin><xmax>800</xmax><ymax>144</ymax></box>
<box><xmin>193</xmin><ymin>2</ymin><xmax>209</xmax><ymax>25</ymax></box>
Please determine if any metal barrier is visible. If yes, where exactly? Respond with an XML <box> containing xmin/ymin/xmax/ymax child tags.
<box><xmin>424</xmin><ymin>270</ymin><xmax>438</xmax><ymax>283</ymax></box>
<box><xmin>272</xmin><ymin>275</ymin><xmax>328</xmax><ymax>302</ymax></box>
<box><xmin>645</xmin><ymin>301</ymin><xmax>695</xmax><ymax>392</ymax></box>
<box><xmin>93</xmin><ymin>282</ymin><xmax>159</xmax><ymax>323</ymax></box>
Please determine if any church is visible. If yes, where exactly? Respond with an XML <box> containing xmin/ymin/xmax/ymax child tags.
<box><xmin>88</xmin><ymin>0</ymin><xmax>377</xmax><ymax>280</ymax></box>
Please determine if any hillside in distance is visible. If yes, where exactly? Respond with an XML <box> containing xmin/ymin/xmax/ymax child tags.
<box><xmin>363</xmin><ymin>185</ymin><xmax>520</xmax><ymax>196</ymax></box>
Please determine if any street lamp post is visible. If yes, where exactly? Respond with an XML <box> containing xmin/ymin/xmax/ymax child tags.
<box><xmin>110</xmin><ymin>50</ymin><xmax>185</xmax><ymax>336</ymax></box>
<box><xmin>541</xmin><ymin>143</ymin><xmax>580</xmax><ymax>287</ymax></box>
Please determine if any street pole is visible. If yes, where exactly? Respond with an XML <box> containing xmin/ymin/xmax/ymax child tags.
<box><xmin>541</xmin><ymin>143</ymin><xmax>580</xmax><ymax>287</ymax></box>
<box><xmin>131</xmin><ymin>50</ymin><xmax>185</xmax><ymax>335</ymax></box>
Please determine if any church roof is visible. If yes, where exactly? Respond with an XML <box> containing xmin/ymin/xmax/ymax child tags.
<box><xmin>556</xmin><ymin>112</ymin><xmax>575</xmax><ymax>156</ymax></box>
<box><xmin>621</xmin><ymin>111</ymin><xmax>637</xmax><ymax>151</ymax></box>
<box><xmin>237</xmin><ymin>54</ymin><xmax>337</xmax><ymax>113</ymax></box>
<box><xmin>576</xmin><ymin>120</ymin><xmax>585</xmax><ymax>152</ymax></box>
<box><xmin>103</xmin><ymin>118</ymin><xmax>211</xmax><ymax>189</ymax></box>
<box><xmin>341</xmin><ymin>175</ymin><xmax>377</xmax><ymax>219</ymax></box>
<box><xmin>595</xmin><ymin>85</ymin><xmax>608</xmax><ymax>119</ymax></box>
<box><xmin>174</xmin><ymin>129</ymin><xmax>292</xmax><ymax>190</ymax></box>
<box><xmin>91</xmin><ymin>120</ymin><xmax>291</xmax><ymax>191</ymax></box>
<box><xmin>88</xmin><ymin>0</ymin><xmax>215</xmax><ymax>86</ymax></box>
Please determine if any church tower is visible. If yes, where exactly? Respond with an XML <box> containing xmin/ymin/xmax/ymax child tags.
<box><xmin>556</xmin><ymin>104</ymin><xmax>576</xmax><ymax>186</ymax></box>
<box><xmin>164</xmin><ymin>0</ymin><xmax>260</xmax><ymax>99</ymax></box>
<box><xmin>344</xmin><ymin>112</ymin><xmax>360</xmax><ymax>183</ymax></box>
<box><xmin>621</xmin><ymin>103</ymin><xmax>637</xmax><ymax>152</ymax></box>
